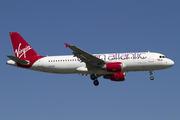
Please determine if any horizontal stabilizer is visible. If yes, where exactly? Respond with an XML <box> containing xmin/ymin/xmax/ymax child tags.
<box><xmin>6</xmin><ymin>55</ymin><xmax>28</xmax><ymax>65</ymax></box>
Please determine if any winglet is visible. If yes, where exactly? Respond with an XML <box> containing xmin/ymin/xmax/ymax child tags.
<box><xmin>64</xmin><ymin>43</ymin><xmax>70</xmax><ymax>48</ymax></box>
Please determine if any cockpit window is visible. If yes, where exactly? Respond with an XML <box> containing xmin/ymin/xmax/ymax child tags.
<box><xmin>159</xmin><ymin>56</ymin><xmax>166</xmax><ymax>58</ymax></box>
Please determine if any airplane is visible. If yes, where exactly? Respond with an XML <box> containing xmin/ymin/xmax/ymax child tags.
<box><xmin>6</xmin><ymin>32</ymin><xmax>174</xmax><ymax>86</ymax></box>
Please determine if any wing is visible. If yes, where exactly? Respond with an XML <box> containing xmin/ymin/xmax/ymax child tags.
<box><xmin>65</xmin><ymin>43</ymin><xmax>105</xmax><ymax>69</ymax></box>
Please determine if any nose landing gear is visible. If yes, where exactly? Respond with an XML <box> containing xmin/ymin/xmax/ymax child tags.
<box><xmin>149</xmin><ymin>71</ymin><xmax>154</xmax><ymax>80</ymax></box>
<box><xmin>150</xmin><ymin>76</ymin><xmax>154</xmax><ymax>80</ymax></box>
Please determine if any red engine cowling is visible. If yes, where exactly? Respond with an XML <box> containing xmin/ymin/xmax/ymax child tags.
<box><xmin>102</xmin><ymin>62</ymin><xmax>122</xmax><ymax>72</ymax></box>
<box><xmin>103</xmin><ymin>72</ymin><xmax>126</xmax><ymax>81</ymax></box>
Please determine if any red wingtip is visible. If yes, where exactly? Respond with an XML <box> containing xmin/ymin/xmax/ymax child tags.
<box><xmin>64</xmin><ymin>43</ymin><xmax>70</xmax><ymax>48</ymax></box>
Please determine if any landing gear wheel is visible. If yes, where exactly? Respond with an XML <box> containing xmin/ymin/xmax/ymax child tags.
<box><xmin>150</xmin><ymin>76</ymin><xmax>154</xmax><ymax>80</ymax></box>
<box><xmin>90</xmin><ymin>74</ymin><xmax>96</xmax><ymax>80</ymax></box>
<box><xmin>93</xmin><ymin>80</ymin><xmax>99</xmax><ymax>86</ymax></box>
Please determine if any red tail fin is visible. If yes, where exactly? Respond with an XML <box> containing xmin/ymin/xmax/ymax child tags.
<box><xmin>9</xmin><ymin>32</ymin><xmax>40</xmax><ymax>60</ymax></box>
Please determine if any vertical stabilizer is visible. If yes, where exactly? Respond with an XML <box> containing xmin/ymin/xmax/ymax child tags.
<box><xmin>9</xmin><ymin>32</ymin><xmax>40</xmax><ymax>60</ymax></box>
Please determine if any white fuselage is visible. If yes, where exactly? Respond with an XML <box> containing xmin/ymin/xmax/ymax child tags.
<box><xmin>7</xmin><ymin>52</ymin><xmax>173</xmax><ymax>75</ymax></box>
<box><xmin>7</xmin><ymin>32</ymin><xmax>175</xmax><ymax>86</ymax></box>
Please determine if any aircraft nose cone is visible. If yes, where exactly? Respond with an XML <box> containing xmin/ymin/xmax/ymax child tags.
<box><xmin>168</xmin><ymin>59</ymin><xmax>174</xmax><ymax>67</ymax></box>
<box><xmin>170</xmin><ymin>60</ymin><xmax>174</xmax><ymax>66</ymax></box>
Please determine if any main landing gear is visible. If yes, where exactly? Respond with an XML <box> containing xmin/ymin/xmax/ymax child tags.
<box><xmin>149</xmin><ymin>71</ymin><xmax>154</xmax><ymax>80</ymax></box>
<box><xmin>90</xmin><ymin>74</ymin><xmax>99</xmax><ymax>86</ymax></box>
<box><xmin>93</xmin><ymin>80</ymin><xmax>99</xmax><ymax>86</ymax></box>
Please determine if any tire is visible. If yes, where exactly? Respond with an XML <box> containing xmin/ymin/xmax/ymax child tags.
<box><xmin>90</xmin><ymin>74</ymin><xmax>96</xmax><ymax>80</ymax></box>
<box><xmin>150</xmin><ymin>76</ymin><xmax>154</xmax><ymax>80</ymax></box>
<box><xmin>93</xmin><ymin>80</ymin><xmax>99</xmax><ymax>86</ymax></box>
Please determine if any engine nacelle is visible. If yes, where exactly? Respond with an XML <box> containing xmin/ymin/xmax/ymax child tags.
<box><xmin>103</xmin><ymin>72</ymin><xmax>126</xmax><ymax>81</ymax></box>
<box><xmin>102</xmin><ymin>62</ymin><xmax>123</xmax><ymax>72</ymax></box>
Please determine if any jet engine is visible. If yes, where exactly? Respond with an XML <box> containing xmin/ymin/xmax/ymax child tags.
<box><xmin>101</xmin><ymin>62</ymin><xmax>125</xmax><ymax>72</ymax></box>
<box><xmin>103</xmin><ymin>72</ymin><xmax>126</xmax><ymax>81</ymax></box>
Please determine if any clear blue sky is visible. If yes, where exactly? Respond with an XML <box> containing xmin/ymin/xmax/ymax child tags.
<box><xmin>1</xmin><ymin>0</ymin><xmax>179</xmax><ymax>120</ymax></box>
